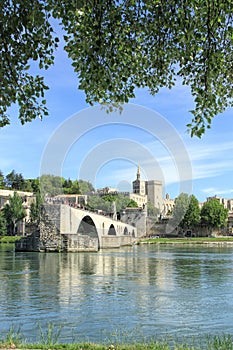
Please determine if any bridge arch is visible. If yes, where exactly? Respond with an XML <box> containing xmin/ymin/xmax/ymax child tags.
<box><xmin>77</xmin><ymin>215</ymin><xmax>100</xmax><ymax>247</ymax></box>
<box><xmin>108</xmin><ymin>224</ymin><xmax>116</xmax><ymax>235</ymax></box>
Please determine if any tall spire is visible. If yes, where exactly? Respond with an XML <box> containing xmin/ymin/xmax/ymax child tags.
<box><xmin>137</xmin><ymin>165</ymin><xmax>140</xmax><ymax>180</ymax></box>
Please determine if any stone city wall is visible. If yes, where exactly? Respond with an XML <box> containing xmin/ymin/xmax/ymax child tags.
<box><xmin>120</xmin><ymin>207</ymin><xmax>147</xmax><ymax>237</ymax></box>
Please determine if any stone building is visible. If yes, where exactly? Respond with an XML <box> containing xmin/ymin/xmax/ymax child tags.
<box><xmin>97</xmin><ymin>187</ymin><xmax>118</xmax><ymax>195</ymax></box>
<box><xmin>0</xmin><ymin>189</ymin><xmax>35</xmax><ymax>219</ymax></box>
<box><xmin>227</xmin><ymin>199</ymin><xmax>233</xmax><ymax>211</ymax></box>
<box><xmin>132</xmin><ymin>166</ymin><xmax>146</xmax><ymax>196</ymax></box>
<box><xmin>132</xmin><ymin>166</ymin><xmax>163</xmax><ymax>212</ymax></box>
<box><xmin>53</xmin><ymin>194</ymin><xmax>87</xmax><ymax>207</ymax></box>
<box><xmin>206</xmin><ymin>195</ymin><xmax>233</xmax><ymax>210</ymax></box>
<box><xmin>162</xmin><ymin>193</ymin><xmax>175</xmax><ymax>216</ymax></box>
<box><xmin>145</xmin><ymin>180</ymin><xmax>163</xmax><ymax>212</ymax></box>
<box><xmin>129</xmin><ymin>192</ymin><xmax>147</xmax><ymax>208</ymax></box>
<box><xmin>0</xmin><ymin>189</ymin><xmax>36</xmax><ymax>235</ymax></box>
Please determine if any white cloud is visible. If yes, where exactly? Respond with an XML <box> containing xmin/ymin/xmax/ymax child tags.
<box><xmin>202</xmin><ymin>187</ymin><xmax>233</xmax><ymax>197</ymax></box>
<box><xmin>193</xmin><ymin>160</ymin><xmax>233</xmax><ymax>179</ymax></box>
<box><xmin>188</xmin><ymin>140</ymin><xmax>233</xmax><ymax>161</ymax></box>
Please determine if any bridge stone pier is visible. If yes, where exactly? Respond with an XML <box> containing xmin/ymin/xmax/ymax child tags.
<box><xmin>16</xmin><ymin>204</ymin><xmax>137</xmax><ymax>252</ymax></box>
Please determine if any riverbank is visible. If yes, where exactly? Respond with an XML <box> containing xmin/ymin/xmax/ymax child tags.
<box><xmin>0</xmin><ymin>236</ymin><xmax>22</xmax><ymax>244</ymax></box>
<box><xmin>138</xmin><ymin>236</ymin><xmax>233</xmax><ymax>245</ymax></box>
<box><xmin>1</xmin><ymin>334</ymin><xmax>233</xmax><ymax>350</ymax></box>
<box><xmin>2</xmin><ymin>235</ymin><xmax>233</xmax><ymax>247</ymax></box>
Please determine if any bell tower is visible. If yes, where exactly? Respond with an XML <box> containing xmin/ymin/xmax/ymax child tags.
<box><xmin>132</xmin><ymin>165</ymin><xmax>145</xmax><ymax>195</ymax></box>
<box><xmin>137</xmin><ymin>165</ymin><xmax>141</xmax><ymax>180</ymax></box>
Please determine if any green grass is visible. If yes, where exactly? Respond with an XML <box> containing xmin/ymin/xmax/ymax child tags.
<box><xmin>138</xmin><ymin>237</ymin><xmax>233</xmax><ymax>245</ymax></box>
<box><xmin>0</xmin><ymin>235</ymin><xmax>22</xmax><ymax>244</ymax></box>
<box><xmin>1</xmin><ymin>325</ymin><xmax>233</xmax><ymax>350</ymax></box>
<box><xmin>1</xmin><ymin>336</ymin><xmax>233</xmax><ymax>350</ymax></box>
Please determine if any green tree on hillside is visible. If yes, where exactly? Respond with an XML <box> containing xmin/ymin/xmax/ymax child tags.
<box><xmin>30</xmin><ymin>178</ymin><xmax>40</xmax><ymax>193</ymax></box>
<box><xmin>62</xmin><ymin>178</ymin><xmax>73</xmax><ymax>194</ymax></box>
<box><xmin>39</xmin><ymin>175</ymin><xmax>94</xmax><ymax>197</ymax></box>
<box><xmin>88</xmin><ymin>194</ymin><xmax>138</xmax><ymax>213</ymax></box>
<box><xmin>1</xmin><ymin>1</ymin><xmax>232</xmax><ymax>136</ymax></box>
<box><xmin>5</xmin><ymin>170</ymin><xmax>16</xmax><ymax>188</ymax></box>
<box><xmin>12</xmin><ymin>173</ymin><xmax>26</xmax><ymax>190</ymax></box>
<box><xmin>4</xmin><ymin>170</ymin><xmax>30</xmax><ymax>191</ymax></box>
<box><xmin>39</xmin><ymin>174</ymin><xmax>64</xmax><ymax>197</ymax></box>
<box><xmin>3</xmin><ymin>192</ymin><xmax>26</xmax><ymax>235</ymax></box>
<box><xmin>79</xmin><ymin>180</ymin><xmax>95</xmax><ymax>194</ymax></box>
<box><xmin>201</xmin><ymin>199</ymin><xmax>228</xmax><ymax>232</ymax></box>
<box><xmin>0</xmin><ymin>210</ymin><xmax>7</xmax><ymax>236</ymax></box>
<box><xmin>23</xmin><ymin>178</ymin><xmax>39</xmax><ymax>192</ymax></box>
<box><xmin>70</xmin><ymin>180</ymin><xmax>81</xmax><ymax>194</ymax></box>
<box><xmin>87</xmin><ymin>196</ymin><xmax>111</xmax><ymax>213</ymax></box>
<box><xmin>62</xmin><ymin>179</ymin><xmax>81</xmax><ymax>194</ymax></box>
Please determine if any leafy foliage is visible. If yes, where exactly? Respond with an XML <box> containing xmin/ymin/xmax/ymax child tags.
<box><xmin>29</xmin><ymin>191</ymin><xmax>43</xmax><ymax>224</ymax></box>
<box><xmin>172</xmin><ymin>193</ymin><xmax>190</xmax><ymax>227</ymax></box>
<box><xmin>39</xmin><ymin>174</ymin><xmax>94</xmax><ymax>197</ymax></box>
<box><xmin>1</xmin><ymin>1</ymin><xmax>232</xmax><ymax>136</ymax></box>
<box><xmin>0</xmin><ymin>169</ymin><xmax>38</xmax><ymax>192</ymax></box>
<box><xmin>147</xmin><ymin>201</ymin><xmax>159</xmax><ymax>218</ymax></box>
<box><xmin>78</xmin><ymin>179</ymin><xmax>95</xmax><ymax>193</ymax></box>
<box><xmin>87</xmin><ymin>195</ymin><xmax>111</xmax><ymax>213</ymax></box>
<box><xmin>180</xmin><ymin>195</ymin><xmax>200</xmax><ymax>229</ymax></box>
<box><xmin>201</xmin><ymin>198</ymin><xmax>229</xmax><ymax>229</ymax></box>
<box><xmin>63</xmin><ymin>179</ymin><xmax>80</xmax><ymax>195</ymax></box>
<box><xmin>88</xmin><ymin>194</ymin><xmax>138</xmax><ymax>213</ymax></box>
<box><xmin>127</xmin><ymin>199</ymin><xmax>138</xmax><ymax>208</ymax></box>
<box><xmin>0</xmin><ymin>170</ymin><xmax>4</xmax><ymax>189</ymax></box>
<box><xmin>1</xmin><ymin>0</ymin><xmax>59</xmax><ymax>126</ymax></box>
<box><xmin>3</xmin><ymin>191</ymin><xmax>26</xmax><ymax>234</ymax></box>
<box><xmin>172</xmin><ymin>193</ymin><xmax>200</xmax><ymax>229</ymax></box>
<box><xmin>40</xmin><ymin>174</ymin><xmax>66</xmax><ymax>197</ymax></box>
<box><xmin>0</xmin><ymin>210</ymin><xmax>7</xmax><ymax>236</ymax></box>
<box><xmin>0</xmin><ymin>170</ymin><xmax>94</xmax><ymax>196</ymax></box>
<box><xmin>5</xmin><ymin>170</ymin><xmax>25</xmax><ymax>190</ymax></box>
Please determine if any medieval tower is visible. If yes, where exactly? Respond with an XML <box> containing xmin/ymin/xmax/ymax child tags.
<box><xmin>132</xmin><ymin>166</ymin><xmax>163</xmax><ymax>212</ymax></box>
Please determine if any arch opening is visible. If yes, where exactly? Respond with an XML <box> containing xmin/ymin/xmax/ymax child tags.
<box><xmin>77</xmin><ymin>216</ymin><xmax>100</xmax><ymax>248</ymax></box>
<box><xmin>108</xmin><ymin>224</ymin><xmax>117</xmax><ymax>235</ymax></box>
<box><xmin>124</xmin><ymin>227</ymin><xmax>128</xmax><ymax>235</ymax></box>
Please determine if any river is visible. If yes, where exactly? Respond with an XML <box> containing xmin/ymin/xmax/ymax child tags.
<box><xmin>1</xmin><ymin>243</ymin><xmax>233</xmax><ymax>343</ymax></box>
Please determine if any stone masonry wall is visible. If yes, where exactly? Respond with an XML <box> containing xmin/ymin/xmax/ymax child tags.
<box><xmin>120</xmin><ymin>207</ymin><xmax>147</xmax><ymax>237</ymax></box>
<box><xmin>39</xmin><ymin>204</ymin><xmax>63</xmax><ymax>251</ymax></box>
<box><xmin>16</xmin><ymin>204</ymin><xmax>63</xmax><ymax>252</ymax></box>
<box><xmin>64</xmin><ymin>234</ymin><xmax>99</xmax><ymax>252</ymax></box>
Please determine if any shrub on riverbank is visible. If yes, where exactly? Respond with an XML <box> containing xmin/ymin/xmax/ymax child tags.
<box><xmin>0</xmin><ymin>235</ymin><xmax>22</xmax><ymax>244</ymax></box>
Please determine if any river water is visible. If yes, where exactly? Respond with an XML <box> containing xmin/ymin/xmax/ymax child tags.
<box><xmin>1</xmin><ymin>243</ymin><xmax>233</xmax><ymax>343</ymax></box>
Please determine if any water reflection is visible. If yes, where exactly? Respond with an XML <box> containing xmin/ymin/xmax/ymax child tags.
<box><xmin>1</xmin><ymin>244</ymin><xmax>233</xmax><ymax>343</ymax></box>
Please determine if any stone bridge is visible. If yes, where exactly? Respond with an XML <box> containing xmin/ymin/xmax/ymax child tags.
<box><xmin>58</xmin><ymin>204</ymin><xmax>137</xmax><ymax>251</ymax></box>
<box><xmin>16</xmin><ymin>204</ymin><xmax>138</xmax><ymax>252</ymax></box>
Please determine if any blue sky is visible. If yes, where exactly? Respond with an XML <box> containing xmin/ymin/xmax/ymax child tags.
<box><xmin>1</xmin><ymin>39</ymin><xmax>233</xmax><ymax>203</ymax></box>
